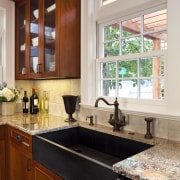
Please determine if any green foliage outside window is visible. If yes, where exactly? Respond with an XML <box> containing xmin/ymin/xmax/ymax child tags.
<box><xmin>102</xmin><ymin>25</ymin><xmax>162</xmax><ymax>97</ymax></box>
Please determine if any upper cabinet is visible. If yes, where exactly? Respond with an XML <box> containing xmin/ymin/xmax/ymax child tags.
<box><xmin>15</xmin><ymin>0</ymin><xmax>80</xmax><ymax>79</ymax></box>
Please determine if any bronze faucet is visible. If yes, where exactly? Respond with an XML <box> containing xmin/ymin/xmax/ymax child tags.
<box><xmin>94</xmin><ymin>97</ymin><xmax>126</xmax><ymax>131</ymax></box>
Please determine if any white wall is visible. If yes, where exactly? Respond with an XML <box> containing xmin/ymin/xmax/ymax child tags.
<box><xmin>167</xmin><ymin>0</ymin><xmax>180</xmax><ymax>115</ymax></box>
<box><xmin>0</xmin><ymin>0</ymin><xmax>15</xmax><ymax>87</ymax></box>
<box><xmin>81</xmin><ymin>1</ymin><xmax>96</xmax><ymax>105</ymax></box>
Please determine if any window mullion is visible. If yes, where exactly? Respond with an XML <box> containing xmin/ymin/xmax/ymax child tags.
<box><xmin>116</xmin><ymin>61</ymin><xmax>118</xmax><ymax>97</ymax></box>
<box><xmin>137</xmin><ymin>58</ymin><xmax>141</xmax><ymax>98</ymax></box>
<box><xmin>141</xmin><ymin>15</ymin><xmax>144</xmax><ymax>53</ymax></box>
<box><xmin>119</xmin><ymin>22</ymin><xmax>122</xmax><ymax>56</ymax></box>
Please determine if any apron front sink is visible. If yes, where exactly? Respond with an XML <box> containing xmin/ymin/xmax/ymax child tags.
<box><xmin>33</xmin><ymin>126</ymin><xmax>152</xmax><ymax>180</ymax></box>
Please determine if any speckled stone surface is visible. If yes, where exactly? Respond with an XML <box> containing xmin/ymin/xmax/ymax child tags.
<box><xmin>0</xmin><ymin>113</ymin><xmax>78</xmax><ymax>135</ymax></box>
<box><xmin>113</xmin><ymin>142</ymin><xmax>180</xmax><ymax>180</ymax></box>
<box><xmin>0</xmin><ymin>113</ymin><xmax>180</xmax><ymax>180</ymax></box>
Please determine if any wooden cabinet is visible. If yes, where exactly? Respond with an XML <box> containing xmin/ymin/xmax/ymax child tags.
<box><xmin>15</xmin><ymin>0</ymin><xmax>80</xmax><ymax>79</ymax></box>
<box><xmin>0</xmin><ymin>125</ymin><xmax>6</xmax><ymax>180</ymax></box>
<box><xmin>7</xmin><ymin>126</ymin><xmax>33</xmax><ymax>180</ymax></box>
<box><xmin>33</xmin><ymin>161</ymin><xmax>63</xmax><ymax>180</ymax></box>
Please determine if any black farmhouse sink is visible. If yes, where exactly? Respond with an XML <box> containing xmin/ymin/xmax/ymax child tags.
<box><xmin>33</xmin><ymin>127</ymin><xmax>152</xmax><ymax>180</ymax></box>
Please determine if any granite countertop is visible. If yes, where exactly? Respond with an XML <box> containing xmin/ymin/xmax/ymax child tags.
<box><xmin>0</xmin><ymin>113</ymin><xmax>79</xmax><ymax>135</ymax></box>
<box><xmin>0</xmin><ymin>113</ymin><xmax>180</xmax><ymax>180</ymax></box>
<box><xmin>113</xmin><ymin>142</ymin><xmax>180</xmax><ymax>180</ymax></box>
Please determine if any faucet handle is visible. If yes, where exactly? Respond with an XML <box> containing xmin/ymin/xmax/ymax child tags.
<box><xmin>86</xmin><ymin>116</ymin><xmax>94</xmax><ymax>126</ymax></box>
<box><xmin>121</xmin><ymin>115</ymin><xmax>126</xmax><ymax>125</ymax></box>
<box><xmin>108</xmin><ymin>113</ymin><xmax>114</xmax><ymax>125</ymax></box>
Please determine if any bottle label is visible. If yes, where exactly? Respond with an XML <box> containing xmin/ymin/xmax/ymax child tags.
<box><xmin>45</xmin><ymin>100</ymin><xmax>48</xmax><ymax>110</ymax></box>
<box><xmin>34</xmin><ymin>99</ymin><xmax>38</xmax><ymax>106</ymax></box>
<box><xmin>23</xmin><ymin>102</ymin><xmax>29</xmax><ymax>109</ymax></box>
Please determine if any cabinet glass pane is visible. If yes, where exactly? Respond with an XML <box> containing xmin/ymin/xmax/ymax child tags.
<box><xmin>44</xmin><ymin>0</ymin><xmax>56</xmax><ymax>72</ymax></box>
<box><xmin>18</xmin><ymin>4</ymin><xmax>26</xmax><ymax>75</ymax></box>
<box><xmin>30</xmin><ymin>1</ymin><xmax>39</xmax><ymax>73</ymax></box>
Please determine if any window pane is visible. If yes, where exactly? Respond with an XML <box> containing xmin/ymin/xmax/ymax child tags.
<box><xmin>140</xmin><ymin>79</ymin><xmax>152</xmax><ymax>99</ymax></box>
<box><xmin>144</xmin><ymin>9</ymin><xmax>167</xmax><ymax>33</ymax></box>
<box><xmin>118</xmin><ymin>60</ymin><xmax>138</xmax><ymax>78</ymax></box>
<box><xmin>122</xmin><ymin>36</ymin><xmax>141</xmax><ymax>55</ymax></box>
<box><xmin>122</xmin><ymin>17</ymin><xmax>141</xmax><ymax>37</ymax></box>
<box><xmin>104</xmin><ymin>41</ymin><xmax>119</xmax><ymax>57</ymax></box>
<box><xmin>100</xmin><ymin>80</ymin><xmax>116</xmax><ymax>96</ymax></box>
<box><xmin>140</xmin><ymin>58</ymin><xmax>153</xmax><ymax>77</ymax></box>
<box><xmin>140</xmin><ymin>56</ymin><xmax>164</xmax><ymax>99</ymax></box>
<box><xmin>144</xmin><ymin>31</ymin><xmax>167</xmax><ymax>52</ymax></box>
<box><xmin>100</xmin><ymin>62</ymin><xmax>116</xmax><ymax>78</ymax></box>
<box><xmin>118</xmin><ymin>80</ymin><xmax>137</xmax><ymax>98</ymax></box>
<box><xmin>140</xmin><ymin>78</ymin><xmax>164</xmax><ymax>99</ymax></box>
<box><xmin>104</xmin><ymin>23</ymin><xmax>120</xmax><ymax>41</ymax></box>
<box><xmin>140</xmin><ymin>56</ymin><xmax>164</xmax><ymax>77</ymax></box>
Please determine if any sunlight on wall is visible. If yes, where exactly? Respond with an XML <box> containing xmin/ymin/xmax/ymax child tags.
<box><xmin>15</xmin><ymin>79</ymin><xmax>80</xmax><ymax>117</ymax></box>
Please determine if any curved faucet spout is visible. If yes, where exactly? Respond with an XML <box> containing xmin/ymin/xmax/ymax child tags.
<box><xmin>94</xmin><ymin>97</ymin><xmax>126</xmax><ymax>131</ymax></box>
<box><xmin>94</xmin><ymin>97</ymin><xmax>115</xmax><ymax>107</ymax></box>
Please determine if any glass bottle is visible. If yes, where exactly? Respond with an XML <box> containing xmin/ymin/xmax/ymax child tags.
<box><xmin>41</xmin><ymin>91</ymin><xmax>49</xmax><ymax>113</ymax></box>
<box><xmin>30</xmin><ymin>88</ymin><xmax>39</xmax><ymax>114</ymax></box>
<box><xmin>22</xmin><ymin>90</ymin><xmax>29</xmax><ymax>113</ymax></box>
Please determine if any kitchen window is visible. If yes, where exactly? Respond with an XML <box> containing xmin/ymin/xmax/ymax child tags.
<box><xmin>96</xmin><ymin>8</ymin><xmax>167</xmax><ymax>100</ymax></box>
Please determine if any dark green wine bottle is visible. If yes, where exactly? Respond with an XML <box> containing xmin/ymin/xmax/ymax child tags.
<box><xmin>30</xmin><ymin>88</ymin><xmax>39</xmax><ymax>114</ymax></box>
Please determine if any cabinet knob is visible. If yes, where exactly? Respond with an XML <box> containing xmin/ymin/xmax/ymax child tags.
<box><xmin>16</xmin><ymin>135</ymin><xmax>22</xmax><ymax>142</ymax></box>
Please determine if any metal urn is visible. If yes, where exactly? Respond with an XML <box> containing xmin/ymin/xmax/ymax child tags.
<box><xmin>62</xmin><ymin>95</ymin><xmax>78</xmax><ymax>122</ymax></box>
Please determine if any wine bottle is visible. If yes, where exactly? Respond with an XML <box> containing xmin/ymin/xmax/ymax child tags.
<box><xmin>30</xmin><ymin>88</ymin><xmax>39</xmax><ymax>114</ymax></box>
<box><xmin>23</xmin><ymin>90</ymin><xmax>29</xmax><ymax>113</ymax></box>
<box><xmin>41</xmin><ymin>91</ymin><xmax>49</xmax><ymax>113</ymax></box>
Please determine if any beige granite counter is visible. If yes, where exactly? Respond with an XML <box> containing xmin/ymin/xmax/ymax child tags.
<box><xmin>0</xmin><ymin>113</ymin><xmax>78</xmax><ymax>135</ymax></box>
<box><xmin>0</xmin><ymin>113</ymin><xmax>180</xmax><ymax>180</ymax></box>
<box><xmin>113</xmin><ymin>142</ymin><xmax>180</xmax><ymax>180</ymax></box>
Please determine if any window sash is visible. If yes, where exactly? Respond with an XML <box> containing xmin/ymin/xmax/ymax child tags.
<box><xmin>96</xmin><ymin>50</ymin><xmax>166</xmax><ymax>99</ymax></box>
<box><xmin>97</xmin><ymin>7</ymin><xmax>167</xmax><ymax>101</ymax></box>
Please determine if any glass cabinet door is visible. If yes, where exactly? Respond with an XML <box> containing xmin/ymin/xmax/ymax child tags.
<box><xmin>44</xmin><ymin>0</ymin><xmax>56</xmax><ymax>73</ymax></box>
<box><xmin>18</xmin><ymin>3</ymin><xmax>26</xmax><ymax>75</ymax></box>
<box><xmin>30</xmin><ymin>1</ymin><xmax>39</xmax><ymax>74</ymax></box>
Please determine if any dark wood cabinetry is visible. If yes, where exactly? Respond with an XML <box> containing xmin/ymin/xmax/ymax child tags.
<box><xmin>15</xmin><ymin>0</ymin><xmax>80</xmax><ymax>79</ymax></box>
<box><xmin>33</xmin><ymin>161</ymin><xmax>63</xmax><ymax>180</ymax></box>
<box><xmin>7</xmin><ymin>126</ymin><xmax>33</xmax><ymax>180</ymax></box>
<box><xmin>6</xmin><ymin>126</ymin><xmax>63</xmax><ymax>180</ymax></box>
<box><xmin>0</xmin><ymin>125</ymin><xmax>6</xmax><ymax>180</ymax></box>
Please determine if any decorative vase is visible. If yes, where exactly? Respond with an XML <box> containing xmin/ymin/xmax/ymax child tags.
<box><xmin>62</xmin><ymin>95</ymin><xmax>78</xmax><ymax>122</ymax></box>
<box><xmin>1</xmin><ymin>102</ymin><xmax>15</xmax><ymax>116</ymax></box>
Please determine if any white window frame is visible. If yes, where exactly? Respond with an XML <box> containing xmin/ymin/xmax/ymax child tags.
<box><xmin>82</xmin><ymin>0</ymin><xmax>180</xmax><ymax>118</ymax></box>
<box><xmin>95</xmin><ymin>4</ymin><xmax>167</xmax><ymax>111</ymax></box>
<box><xmin>96</xmin><ymin>50</ymin><xmax>166</xmax><ymax>96</ymax></box>
<box><xmin>95</xmin><ymin>6</ymin><xmax>167</xmax><ymax>111</ymax></box>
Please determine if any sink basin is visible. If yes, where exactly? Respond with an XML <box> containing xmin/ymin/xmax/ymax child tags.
<box><xmin>33</xmin><ymin>126</ymin><xmax>152</xmax><ymax>180</ymax></box>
